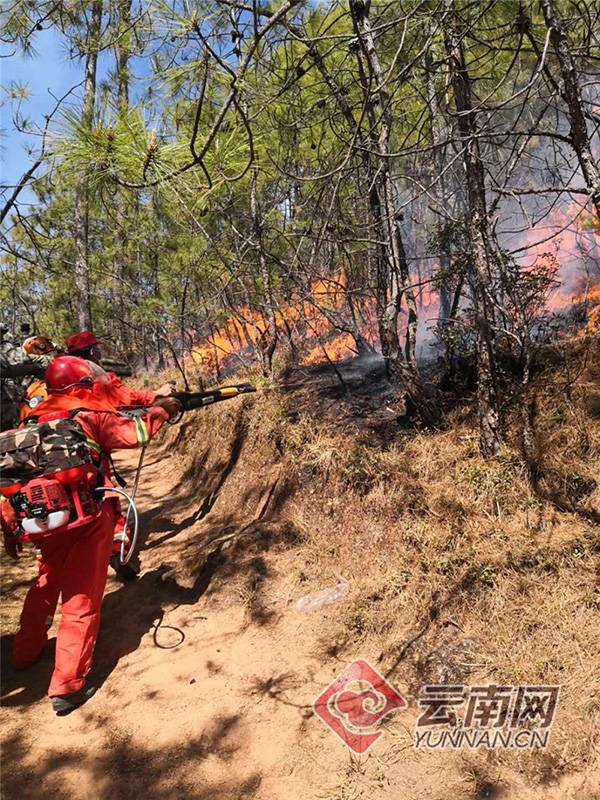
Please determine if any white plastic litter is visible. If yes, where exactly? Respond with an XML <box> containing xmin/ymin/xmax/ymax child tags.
<box><xmin>295</xmin><ymin>576</ymin><xmax>349</xmax><ymax>613</ymax></box>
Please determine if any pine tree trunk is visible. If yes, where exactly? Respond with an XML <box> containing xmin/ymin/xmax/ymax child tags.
<box><xmin>444</xmin><ymin>11</ymin><xmax>503</xmax><ymax>456</ymax></box>
<box><xmin>350</xmin><ymin>0</ymin><xmax>420</xmax><ymax>365</ymax></box>
<box><xmin>539</xmin><ymin>0</ymin><xmax>600</xmax><ymax>217</ymax></box>
<box><xmin>350</xmin><ymin>0</ymin><xmax>439</xmax><ymax>426</ymax></box>
<box><xmin>424</xmin><ymin>49</ymin><xmax>453</xmax><ymax>336</ymax></box>
<box><xmin>73</xmin><ymin>0</ymin><xmax>102</xmax><ymax>331</ymax></box>
<box><xmin>113</xmin><ymin>0</ymin><xmax>131</xmax><ymax>350</ymax></box>
<box><xmin>251</xmin><ymin>168</ymin><xmax>277</xmax><ymax>376</ymax></box>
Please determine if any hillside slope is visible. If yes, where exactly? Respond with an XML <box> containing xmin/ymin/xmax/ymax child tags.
<box><xmin>1</xmin><ymin>339</ymin><xmax>599</xmax><ymax>800</ymax></box>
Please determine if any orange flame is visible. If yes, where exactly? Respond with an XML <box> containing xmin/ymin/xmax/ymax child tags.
<box><xmin>520</xmin><ymin>202</ymin><xmax>599</xmax><ymax>311</ymax></box>
<box><xmin>190</xmin><ymin>271</ymin><xmax>379</xmax><ymax>371</ymax></box>
<box><xmin>187</xmin><ymin>203</ymin><xmax>599</xmax><ymax>376</ymax></box>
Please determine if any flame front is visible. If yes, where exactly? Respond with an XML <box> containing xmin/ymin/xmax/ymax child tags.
<box><xmin>188</xmin><ymin>204</ymin><xmax>599</xmax><ymax>377</ymax></box>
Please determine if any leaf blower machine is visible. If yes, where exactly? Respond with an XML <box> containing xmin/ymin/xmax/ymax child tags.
<box><xmin>0</xmin><ymin>418</ymin><xmax>96</xmax><ymax>538</ymax></box>
<box><xmin>0</xmin><ymin>382</ymin><xmax>257</xmax><ymax>563</ymax></box>
<box><xmin>0</xmin><ymin>415</ymin><xmax>136</xmax><ymax>553</ymax></box>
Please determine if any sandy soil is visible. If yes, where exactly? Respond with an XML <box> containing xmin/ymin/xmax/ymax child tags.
<box><xmin>1</xmin><ymin>438</ymin><xmax>598</xmax><ymax>800</ymax></box>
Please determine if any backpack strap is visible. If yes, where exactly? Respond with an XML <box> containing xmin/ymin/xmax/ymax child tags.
<box><xmin>103</xmin><ymin>452</ymin><xmax>127</xmax><ymax>488</ymax></box>
<box><xmin>25</xmin><ymin>408</ymin><xmax>82</xmax><ymax>425</ymax></box>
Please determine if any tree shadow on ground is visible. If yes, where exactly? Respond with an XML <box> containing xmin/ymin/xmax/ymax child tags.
<box><xmin>136</xmin><ymin>412</ymin><xmax>249</xmax><ymax>553</ymax></box>
<box><xmin>1</xmin><ymin>404</ymin><xmax>296</xmax><ymax>708</ymax></box>
<box><xmin>90</xmin><ymin>552</ymin><xmax>225</xmax><ymax>692</ymax></box>
<box><xmin>0</xmin><ymin>633</ymin><xmax>56</xmax><ymax>708</ymax></box>
<box><xmin>90</xmin><ymin>464</ymin><xmax>296</xmax><ymax>688</ymax></box>
<box><xmin>247</xmin><ymin>671</ymin><xmax>310</xmax><ymax>712</ymax></box>
<box><xmin>1</xmin><ymin>718</ymin><xmax>262</xmax><ymax>800</ymax></box>
<box><xmin>0</xmin><ymin>540</ymin><xmax>287</xmax><ymax>715</ymax></box>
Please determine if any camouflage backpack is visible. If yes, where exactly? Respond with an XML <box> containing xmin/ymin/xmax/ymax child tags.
<box><xmin>0</xmin><ymin>416</ymin><xmax>102</xmax><ymax>541</ymax></box>
<box><xmin>0</xmin><ymin>417</ymin><xmax>92</xmax><ymax>490</ymax></box>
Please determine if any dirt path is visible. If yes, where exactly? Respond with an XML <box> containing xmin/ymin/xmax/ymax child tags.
<box><xmin>1</xmin><ymin>440</ymin><xmax>596</xmax><ymax>800</ymax></box>
<box><xmin>0</xmin><ymin>443</ymin><xmax>352</xmax><ymax>799</ymax></box>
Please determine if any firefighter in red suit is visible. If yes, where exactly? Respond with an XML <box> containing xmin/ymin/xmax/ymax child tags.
<box><xmin>1</xmin><ymin>356</ymin><xmax>181</xmax><ymax>714</ymax></box>
<box><xmin>65</xmin><ymin>330</ymin><xmax>176</xmax><ymax>576</ymax></box>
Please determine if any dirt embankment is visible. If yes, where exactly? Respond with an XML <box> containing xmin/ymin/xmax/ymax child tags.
<box><xmin>1</xmin><ymin>344</ymin><xmax>599</xmax><ymax>800</ymax></box>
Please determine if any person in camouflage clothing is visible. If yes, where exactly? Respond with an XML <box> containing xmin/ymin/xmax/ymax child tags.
<box><xmin>0</xmin><ymin>326</ymin><xmax>57</xmax><ymax>431</ymax></box>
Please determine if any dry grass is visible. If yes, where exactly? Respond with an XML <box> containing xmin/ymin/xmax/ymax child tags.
<box><xmin>150</xmin><ymin>334</ymin><xmax>599</xmax><ymax>796</ymax></box>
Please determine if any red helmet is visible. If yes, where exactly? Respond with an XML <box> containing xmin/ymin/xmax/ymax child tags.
<box><xmin>66</xmin><ymin>330</ymin><xmax>102</xmax><ymax>354</ymax></box>
<box><xmin>45</xmin><ymin>356</ymin><xmax>94</xmax><ymax>393</ymax></box>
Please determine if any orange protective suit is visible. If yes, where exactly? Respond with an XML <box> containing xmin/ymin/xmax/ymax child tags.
<box><xmin>20</xmin><ymin>380</ymin><xmax>156</xmax><ymax>559</ymax></box>
<box><xmin>21</xmin><ymin>372</ymin><xmax>156</xmax><ymax>421</ymax></box>
<box><xmin>101</xmin><ymin>372</ymin><xmax>157</xmax><ymax>408</ymax></box>
<box><xmin>10</xmin><ymin>402</ymin><xmax>169</xmax><ymax>698</ymax></box>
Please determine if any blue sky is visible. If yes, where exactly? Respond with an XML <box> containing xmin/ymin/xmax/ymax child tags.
<box><xmin>1</xmin><ymin>27</ymin><xmax>89</xmax><ymax>200</ymax></box>
<box><xmin>0</xmin><ymin>8</ymin><xmax>274</xmax><ymax>208</ymax></box>
<box><xmin>0</xmin><ymin>12</ymin><xmax>224</xmax><ymax>203</ymax></box>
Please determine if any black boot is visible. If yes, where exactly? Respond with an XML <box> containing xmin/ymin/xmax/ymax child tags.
<box><xmin>51</xmin><ymin>685</ymin><xmax>97</xmax><ymax>715</ymax></box>
<box><xmin>109</xmin><ymin>554</ymin><xmax>140</xmax><ymax>582</ymax></box>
